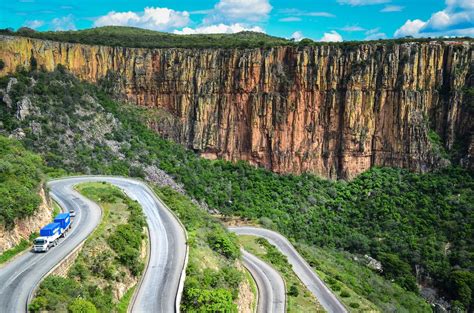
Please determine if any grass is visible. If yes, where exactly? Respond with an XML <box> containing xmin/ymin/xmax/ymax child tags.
<box><xmin>117</xmin><ymin>286</ymin><xmax>136</xmax><ymax>313</ymax></box>
<box><xmin>238</xmin><ymin>235</ymin><xmax>324</xmax><ymax>313</ymax></box>
<box><xmin>52</xmin><ymin>201</ymin><xmax>61</xmax><ymax>218</ymax></box>
<box><xmin>0</xmin><ymin>239</ymin><xmax>30</xmax><ymax>264</ymax></box>
<box><xmin>75</xmin><ymin>183</ymin><xmax>115</xmax><ymax>242</ymax></box>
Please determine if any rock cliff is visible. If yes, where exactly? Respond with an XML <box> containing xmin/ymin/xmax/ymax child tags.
<box><xmin>1</xmin><ymin>35</ymin><xmax>472</xmax><ymax>178</ymax></box>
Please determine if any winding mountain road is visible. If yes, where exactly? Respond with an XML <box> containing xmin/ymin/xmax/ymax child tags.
<box><xmin>1</xmin><ymin>175</ymin><xmax>343</xmax><ymax>313</ymax></box>
<box><xmin>0</xmin><ymin>176</ymin><xmax>187</xmax><ymax>313</ymax></box>
<box><xmin>241</xmin><ymin>249</ymin><xmax>285</xmax><ymax>313</ymax></box>
<box><xmin>229</xmin><ymin>226</ymin><xmax>347</xmax><ymax>313</ymax></box>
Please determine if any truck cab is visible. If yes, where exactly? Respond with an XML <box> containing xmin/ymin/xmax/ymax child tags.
<box><xmin>33</xmin><ymin>237</ymin><xmax>52</xmax><ymax>252</ymax></box>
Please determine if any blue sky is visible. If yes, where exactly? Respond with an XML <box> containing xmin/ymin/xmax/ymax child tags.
<box><xmin>1</xmin><ymin>0</ymin><xmax>472</xmax><ymax>41</ymax></box>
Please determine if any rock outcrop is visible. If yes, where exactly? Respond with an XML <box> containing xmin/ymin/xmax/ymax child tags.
<box><xmin>0</xmin><ymin>185</ymin><xmax>53</xmax><ymax>252</ymax></box>
<box><xmin>0</xmin><ymin>35</ymin><xmax>472</xmax><ymax>178</ymax></box>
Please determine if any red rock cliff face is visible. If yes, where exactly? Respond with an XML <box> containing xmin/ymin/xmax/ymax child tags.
<box><xmin>1</xmin><ymin>36</ymin><xmax>472</xmax><ymax>178</ymax></box>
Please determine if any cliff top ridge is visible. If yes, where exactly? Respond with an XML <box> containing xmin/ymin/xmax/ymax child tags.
<box><xmin>1</xmin><ymin>26</ymin><xmax>472</xmax><ymax>50</ymax></box>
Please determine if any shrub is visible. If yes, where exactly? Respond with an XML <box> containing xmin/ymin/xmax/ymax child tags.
<box><xmin>340</xmin><ymin>290</ymin><xmax>351</xmax><ymax>298</ymax></box>
<box><xmin>207</xmin><ymin>229</ymin><xmax>240</xmax><ymax>260</ymax></box>
<box><xmin>349</xmin><ymin>302</ymin><xmax>360</xmax><ymax>308</ymax></box>
<box><xmin>29</xmin><ymin>296</ymin><xmax>47</xmax><ymax>312</ymax></box>
<box><xmin>183</xmin><ymin>288</ymin><xmax>237</xmax><ymax>312</ymax></box>
<box><xmin>288</xmin><ymin>284</ymin><xmax>299</xmax><ymax>297</ymax></box>
<box><xmin>68</xmin><ymin>299</ymin><xmax>97</xmax><ymax>313</ymax></box>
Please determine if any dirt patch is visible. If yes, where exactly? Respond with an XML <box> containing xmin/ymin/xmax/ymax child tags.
<box><xmin>236</xmin><ymin>261</ymin><xmax>256</xmax><ymax>313</ymax></box>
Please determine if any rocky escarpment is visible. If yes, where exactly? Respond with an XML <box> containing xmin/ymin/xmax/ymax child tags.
<box><xmin>0</xmin><ymin>35</ymin><xmax>472</xmax><ymax>178</ymax></box>
<box><xmin>0</xmin><ymin>184</ymin><xmax>53</xmax><ymax>252</ymax></box>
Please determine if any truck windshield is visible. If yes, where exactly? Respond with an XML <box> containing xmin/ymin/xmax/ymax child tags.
<box><xmin>34</xmin><ymin>239</ymin><xmax>45</xmax><ymax>245</ymax></box>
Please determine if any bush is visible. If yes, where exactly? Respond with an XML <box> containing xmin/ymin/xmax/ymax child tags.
<box><xmin>288</xmin><ymin>284</ymin><xmax>299</xmax><ymax>297</ymax></box>
<box><xmin>68</xmin><ymin>299</ymin><xmax>97</xmax><ymax>313</ymax></box>
<box><xmin>29</xmin><ymin>296</ymin><xmax>47</xmax><ymax>312</ymax></box>
<box><xmin>340</xmin><ymin>290</ymin><xmax>351</xmax><ymax>298</ymax></box>
<box><xmin>349</xmin><ymin>302</ymin><xmax>360</xmax><ymax>308</ymax></box>
<box><xmin>108</xmin><ymin>224</ymin><xmax>144</xmax><ymax>275</ymax></box>
<box><xmin>207</xmin><ymin>229</ymin><xmax>240</xmax><ymax>260</ymax></box>
<box><xmin>183</xmin><ymin>288</ymin><xmax>237</xmax><ymax>312</ymax></box>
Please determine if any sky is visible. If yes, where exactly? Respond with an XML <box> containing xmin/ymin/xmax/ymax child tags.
<box><xmin>1</xmin><ymin>0</ymin><xmax>473</xmax><ymax>41</ymax></box>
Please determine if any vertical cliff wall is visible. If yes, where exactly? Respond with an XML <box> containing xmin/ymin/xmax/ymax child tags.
<box><xmin>0</xmin><ymin>35</ymin><xmax>472</xmax><ymax>178</ymax></box>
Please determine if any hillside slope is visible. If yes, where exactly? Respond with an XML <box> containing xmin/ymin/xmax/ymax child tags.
<box><xmin>0</xmin><ymin>34</ymin><xmax>472</xmax><ymax>179</ymax></box>
<box><xmin>0</xmin><ymin>136</ymin><xmax>55</xmax><ymax>254</ymax></box>
<box><xmin>1</xmin><ymin>68</ymin><xmax>471</xmax><ymax>310</ymax></box>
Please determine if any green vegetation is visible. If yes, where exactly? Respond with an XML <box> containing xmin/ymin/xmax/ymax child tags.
<box><xmin>29</xmin><ymin>183</ymin><xmax>146</xmax><ymax>312</ymax></box>
<box><xmin>69</xmin><ymin>299</ymin><xmax>97</xmax><ymax>313</ymax></box>
<box><xmin>117</xmin><ymin>286</ymin><xmax>135</xmax><ymax>313</ymax></box>
<box><xmin>428</xmin><ymin>129</ymin><xmax>449</xmax><ymax>159</ymax></box>
<box><xmin>2</xmin><ymin>26</ymin><xmax>290</xmax><ymax>49</ymax></box>
<box><xmin>52</xmin><ymin>201</ymin><xmax>61</xmax><ymax>218</ymax></box>
<box><xmin>298</xmin><ymin>243</ymin><xmax>429</xmax><ymax>311</ymax></box>
<box><xmin>239</xmin><ymin>235</ymin><xmax>323</xmax><ymax>312</ymax></box>
<box><xmin>3</xmin><ymin>69</ymin><xmax>472</xmax><ymax>309</ymax></box>
<box><xmin>154</xmin><ymin>187</ymin><xmax>243</xmax><ymax>312</ymax></box>
<box><xmin>1</xmin><ymin>26</ymin><xmax>472</xmax><ymax>50</ymax></box>
<box><xmin>0</xmin><ymin>239</ymin><xmax>30</xmax><ymax>264</ymax></box>
<box><xmin>0</xmin><ymin>135</ymin><xmax>43</xmax><ymax>227</ymax></box>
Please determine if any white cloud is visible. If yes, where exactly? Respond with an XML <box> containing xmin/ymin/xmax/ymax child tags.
<box><xmin>337</xmin><ymin>0</ymin><xmax>390</xmax><ymax>6</ymax></box>
<box><xmin>306</xmin><ymin>12</ymin><xmax>335</xmax><ymax>17</ymax></box>
<box><xmin>206</xmin><ymin>0</ymin><xmax>272</xmax><ymax>23</ymax></box>
<box><xmin>24</xmin><ymin>20</ymin><xmax>44</xmax><ymax>29</ymax></box>
<box><xmin>290</xmin><ymin>31</ymin><xmax>304</xmax><ymax>41</ymax></box>
<box><xmin>94</xmin><ymin>7</ymin><xmax>190</xmax><ymax>31</ymax></box>
<box><xmin>320</xmin><ymin>31</ymin><xmax>343</xmax><ymax>42</ymax></box>
<box><xmin>173</xmin><ymin>23</ymin><xmax>264</xmax><ymax>35</ymax></box>
<box><xmin>446</xmin><ymin>0</ymin><xmax>474</xmax><ymax>10</ymax></box>
<box><xmin>380</xmin><ymin>5</ymin><xmax>404</xmax><ymax>12</ymax></box>
<box><xmin>363</xmin><ymin>27</ymin><xmax>388</xmax><ymax>40</ymax></box>
<box><xmin>394</xmin><ymin>19</ymin><xmax>426</xmax><ymax>37</ymax></box>
<box><xmin>394</xmin><ymin>0</ymin><xmax>474</xmax><ymax>37</ymax></box>
<box><xmin>340</xmin><ymin>25</ymin><xmax>365</xmax><ymax>32</ymax></box>
<box><xmin>279</xmin><ymin>17</ymin><xmax>302</xmax><ymax>22</ymax></box>
<box><xmin>51</xmin><ymin>15</ymin><xmax>76</xmax><ymax>31</ymax></box>
<box><xmin>279</xmin><ymin>9</ymin><xmax>335</xmax><ymax>18</ymax></box>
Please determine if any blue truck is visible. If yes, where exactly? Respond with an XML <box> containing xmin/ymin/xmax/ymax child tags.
<box><xmin>54</xmin><ymin>212</ymin><xmax>72</xmax><ymax>236</ymax></box>
<box><xmin>33</xmin><ymin>212</ymin><xmax>72</xmax><ymax>252</ymax></box>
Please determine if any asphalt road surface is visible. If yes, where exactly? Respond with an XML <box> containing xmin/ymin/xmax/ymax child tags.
<box><xmin>0</xmin><ymin>176</ymin><xmax>187</xmax><ymax>313</ymax></box>
<box><xmin>241</xmin><ymin>249</ymin><xmax>285</xmax><ymax>313</ymax></box>
<box><xmin>229</xmin><ymin>226</ymin><xmax>347</xmax><ymax>313</ymax></box>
